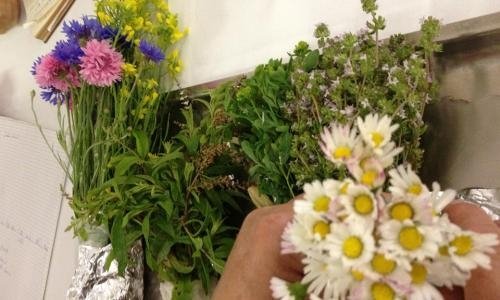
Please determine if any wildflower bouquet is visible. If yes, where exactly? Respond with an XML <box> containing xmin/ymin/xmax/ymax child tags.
<box><xmin>270</xmin><ymin>114</ymin><xmax>499</xmax><ymax>300</ymax></box>
<box><xmin>31</xmin><ymin>0</ymin><xmax>186</xmax><ymax>238</ymax></box>
<box><xmin>220</xmin><ymin>0</ymin><xmax>441</xmax><ymax>205</ymax></box>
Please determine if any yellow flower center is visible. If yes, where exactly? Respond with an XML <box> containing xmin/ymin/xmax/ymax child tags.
<box><xmin>407</xmin><ymin>183</ymin><xmax>423</xmax><ymax>195</ymax></box>
<box><xmin>342</xmin><ymin>236</ymin><xmax>364</xmax><ymax>259</ymax></box>
<box><xmin>389</xmin><ymin>202</ymin><xmax>414</xmax><ymax>221</ymax></box>
<box><xmin>340</xmin><ymin>182</ymin><xmax>350</xmax><ymax>195</ymax></box>
<box><xmin>371</xmin><ymin>282</ymin><xmax>395</xmax><ymax>300</ymax></box>
<box><xmin>351</xmin><ymin>269</ymin><xmax>364</xmax><ymax>281</ymax></box>
<box><xmin>439</xmin><ymin>245</ymin><xmax>449</xmax><ymax>256</ymax></box>
<box><xmin>353</xmin><ymin>194</ymin><xmax>374</xmax><ymax>215</ymax></box>
<box><xmin>398</xmin><ymin>226</ymin><xmax>423</xmax><ymax>250</ymax></box>
<box><xmin>361</xmin><ymin>170</ymin><xmax>377</xmax><ymax>186</ymax></box>
<box><xmin>410</xmin><ymin>262</ymin><xmax>427</xmax><ymax>285</ymax></box>
<box><xmin>333</xmin><ymin>146</ymin><xmax>352</xmax><ymax>160</ymax></box>
<box><xmin>313</xmin><ymin>195</ymin><xmax>330</xmax><ymax>212</ymax></box>
<box><xmin>313</xmin><ymin>221</ymin><xmax>330</xmax><ymax>239</ymax></box>
<box><xmin>371</xmin><ymin>132</ymin><xmax>385</xmax><ymax>147</ymax></box>
<box><xmin>451</xmin><ymin>235</ymin><xmax>473</xmax><ymax>256</ymax></box>
<box><xmin>371</xmin><ymin>253</ymin><xmax>396</xmax><ymax>275</ymax></box>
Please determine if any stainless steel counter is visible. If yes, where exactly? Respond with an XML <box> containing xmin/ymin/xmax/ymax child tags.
<box><xmin>420</xmin><ymin>12</ymin><xmax>500</xmax><ymax>190</ymax></box>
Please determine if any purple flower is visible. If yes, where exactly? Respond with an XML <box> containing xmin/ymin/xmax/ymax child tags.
<box><xmin>62</xmin><ymin>16</ymin><xmax>116</xmax><ymax>41</ymax></box>
<box><xmin>31</xmin><ymin>56</ymin><xmax>42</xmax><ymax>75</ymax></box>
<box><xmin>53</xmin><ymin>39</ymin><xmax>84</xmax><ymax>65</ymax></box>
<box><xmin>40</xmin><ymin>87</ymin><xmax>67</xmax><ymax>105</ymax></box>
<box><xmin>139</xmin><ymin>40</ymin><xmax>165</xmax><ymax>63</ymax></box>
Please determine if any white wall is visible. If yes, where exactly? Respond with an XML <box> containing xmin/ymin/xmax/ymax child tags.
<box><xmin>1</xmin><ymin>1</ymin><xmax>500</xmax><ymax>299</ymax></box>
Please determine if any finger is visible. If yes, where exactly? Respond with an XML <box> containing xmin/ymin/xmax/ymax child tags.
<box><xmin>438</xmin><ymin>286</ymin><xmax>464</xmax><ymax>300</ymax></box>
<box><xmin>444</xmin><ymin>201</ymin><xmax>499</xmax><ymax>234</ymax></box>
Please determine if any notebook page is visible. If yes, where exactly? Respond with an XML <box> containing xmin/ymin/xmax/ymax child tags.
<box><xmin>24</xmin><ymin>0</ymin><xmax>60</xmax><ymax>22</ymax></box>
<box><xmin>0</xmin><ymin>116</ymin><xmax>66</xmax><ymax>299</ymax></box>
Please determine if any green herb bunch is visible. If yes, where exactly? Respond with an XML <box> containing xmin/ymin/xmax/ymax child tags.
<box><xmin>221</xmin><ymin>0</ymin><xmax>441</xmax><ymax>204</ymax></box>
<box><xmin>79</xmin><ymin>94</ymin><xmax>249</xmax><ymax>299</ymax></box>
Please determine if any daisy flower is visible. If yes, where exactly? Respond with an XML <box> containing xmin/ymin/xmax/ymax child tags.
<box><xmin>296</xmin><ymin>179</ymin><xmax>341</xmax><ymax>218</ymax></box>
<box><xmin>427</xmin><ymin>254</ymin><xmax>469</xmax><ymax>289</ymax></box>
<box><xmin>357</xmin><ymin>114</ymin><xmax>399</xmax><ymax>155</ymax></box>
<box><xmin>379</xmin><ymin>220</ymin><xmax>442</xmax><ymax>263</ymax></box>
<box><xmin>270</xmin><ymin>277</ymin><xmax>307</xmax><ymax>300</ymax></box>
<box><xmin>339</xmin><ymin>184</ymin><xmax>378</xmax><ymax>223</ymax></box>
<box><xmin>364</xmin><ymin>252</ymin><xmax>412</xmax><ymax>287</ymax></box>
<box><xmin>347</xmin><ymin>156</ymin><xmax>386</xmax><ymax>189</ymax></box>
<box><xmin>408</xmin><ymin>262</ymin><xmax>443</xmax><ymax>300</ymax></box>
<box><xmin>377</xmin><ymin>141</ymin><xmax>403</xmax><ymax>168</ymax></box>
<box><xmin>383</xmin><ymin>197</ymin><xmax>433</xmax><ymax>225</ymax></box>
<box><xmin>388</xmin><ymin>165</ymin><xmax>428</xmax><ymax>198</ymax></box>
<box><xmin>349</xmin><ymin>279</ymin><xmax>404</xmax><ymax>300</ymax></box>
<box><xmin>446</xmin><ymin>226</ymin><xmax>498</xmax><ymax>271</ymax></box>
<box><xmin>319</xmin><ymin>123</ymin><xmax>359</xmax><ymax>165</ymax></box>
<box><xmin>283</xmin><ymin>213</ymin><xmax>333</xmax><ymax>254</ymax></box>
<box><xmin>428</xmin><ymin>182</ymin><xmax>456</xmax><ymax>215</ymax></box>
<box><xmin>80</xmin><ymin>39</ymin><xmax>123</xmax><ymax>87</ymax></box>
<box><xmin>302</xmin><ymin>255</ymin><xmax>344</xmax><ymax>299</ymax></box>
<box><xmin>328</xmin><ymin>221</ymin><xmax>375</xmax><ymax>268</ymax></box>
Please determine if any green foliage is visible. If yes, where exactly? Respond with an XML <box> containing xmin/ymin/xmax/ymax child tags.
<box><xmin>78</xmin><ymin>94</ymin><xmax>250</xmax><ymax>297</ymax></box>
<box><xmin>220</xmin><ymin>60</ymin><xmax>296</xmax><ymax>203</ymax></box>
<box><xmin>219</xmin><ymin>0</ymin><xmax>441</xmax><ymax>204</ymax></box>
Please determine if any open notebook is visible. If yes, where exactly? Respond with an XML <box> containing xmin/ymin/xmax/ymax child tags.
<box><xmin>0</xmin><ymin>116</ymin><xmax>66</xmax><ymax>299</ymax></box>
<box><xmin>24</xmin><ymin>0</ymin><xmax>75</xmax><ymax>42</ymax></box>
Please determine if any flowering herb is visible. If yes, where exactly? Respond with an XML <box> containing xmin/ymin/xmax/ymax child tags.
<box><xmin>221</xmin><ymin>0</ymin><xmax>441</xmax><ymax>204</ymax></box>
<box><xmin>271</xmin><ymin>114</ymin><xmax>499</xmax><ymax>300</ymax></box>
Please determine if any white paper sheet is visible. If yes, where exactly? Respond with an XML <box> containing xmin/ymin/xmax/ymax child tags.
<box><xmin>23</xmin><ymin>0</ymin><xmax>61</xmax><ymax>22</ymax></box>
<box><xmin>0</xmin><ymin>116</ymin><xmax>66</xmax><ymax>299</ymax></box>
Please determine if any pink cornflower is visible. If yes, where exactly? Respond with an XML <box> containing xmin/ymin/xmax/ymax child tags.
<box><xmin>34</xmin><ymin>54</ymin><xmax>80</xmax><ymax>92</ymax></box>
<box><xmin>79</xmin><ymin>39</ymin><xmax>123</xmax><ymax>87</ymax></box>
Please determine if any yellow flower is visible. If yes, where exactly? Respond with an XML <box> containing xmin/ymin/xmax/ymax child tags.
<box><xmin>97</xmin><ymin>12</ymin><xmax>112</xmax><ymax>25</ymax></box>
<box><xmin>121</xmin><ymin>63</ymin><xmax>137</xmax><ymax>76</ymax></box>
<box><xmin>171</xmin><ymin>28</ymin><xmax>188</xmax><ymax>43</ymax></box>
<box><xmin>133</xmin><ymin>17</ymin><xmax>145</xmax><ymax>30</ymax></box>
<box><xmin>156</xmin><ymin>12</ymin><xmax>165</xmax><ymax>22</ymax></box>
<box><xmin>123</xmin><ymin>25</ymin><xmax>135</xmax><ymax>41</ymax></box>
<box><xmin>146</xmin><ymin>79</ymin><xmax>158</xmax><ymax>90</ymax></box>
<box><xmin>166</xmin><ymin>14</ymin><xmax>177</xmax><ymax>29</ymax></box>
<box><xmin>168</xmin><ymin>50</ymin><xmax>183</xmax><ymax>76</ymax></box>
<box><xmin>123</xmin><ymin>0</ymin><xmax>138</xmax><ymax>12</ymax></box>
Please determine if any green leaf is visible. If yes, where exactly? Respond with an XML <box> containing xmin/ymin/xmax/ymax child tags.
<box><xmin>115</xmin><ymin>155</ymin><xmax>140</xmax><ymax>176</ymax></box>
<box><xmin>241</xmin><ymin>141</ymin><xmax>258</xmax><ymax>163</ymax></box>
<box><xmin>169</xmin><ymin>255</ymin><xmax>195</xmax><ymax>274</ymax></box>
<box><xmin>142</xmin><ymin>212</ymin><xmax>151</xmax><ymax>248</ymax></box>
<box><xmin>110</xmin><ymin>214</ymin><xmax>127</xmax><ymax>275</ymax></box>
<box><xmin>133</xmin><ymin>130</ymin><xmax>150</xmax><ymax>158</ymax></box>
<box><xmin>303</xmin><ymin>49</ymin><xmax>319</xmax><ymax>72</ymax></box>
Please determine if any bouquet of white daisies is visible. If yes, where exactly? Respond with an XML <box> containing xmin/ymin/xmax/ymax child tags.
<box><xmin>271</xmin><ymin>114</ymin><xmax>499</xmax><ymax>300</ymax></box>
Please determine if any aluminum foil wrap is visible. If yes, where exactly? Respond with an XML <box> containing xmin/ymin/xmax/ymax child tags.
<box><xmin>67</xmin><ymin>241</ymin><xmax>144</xmax><ymax>300</ymax></box>
<box><xmin>457</xmin><ymin>188</ymin><xmax>500</xmax><ymax>221</ymax></box>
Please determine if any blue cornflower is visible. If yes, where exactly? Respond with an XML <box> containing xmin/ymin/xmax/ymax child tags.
<box><xmin>53</xmin><ymin>39</ymin><xmax>84</xmax><ymax>65</ymax></box>
<box><xmin>40</xmin><ymin>88</ymin><xmax>67</xmax><ymax>105</ymax></box>
<box><xmin>31</xmin><ymin>56</ymin><xmax>42</xmax><ymax>75</ymax></box>
<box><xmin>139</xmin><ymin>40</ymin><xmax>165</xmax><ymax>63</ymax></box>
<box><xmin>62</xmin><ymin>16</ymin><xmax>117</xmax><ymax>41</ymax></box>
<box><xmin>62</xmin><ymin>19</ymin><xmax>85</xmax><ymax>40</ymax></box>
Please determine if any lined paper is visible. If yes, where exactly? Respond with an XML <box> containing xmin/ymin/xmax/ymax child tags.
<box><xmin>0</xmin><ymin>116</ymin><xmax>66</xmax><ymax>299</ymax></box>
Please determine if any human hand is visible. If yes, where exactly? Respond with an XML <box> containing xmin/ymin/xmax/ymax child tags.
<box><xmin>212</xmin><ymin>200</ymin><xmax>302</xmax><ymax>300</ymax></box>
<box><xmin>439</xmin><ymin>201</ymin><xmax>500</xmax><ymax>300</ymax></box>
